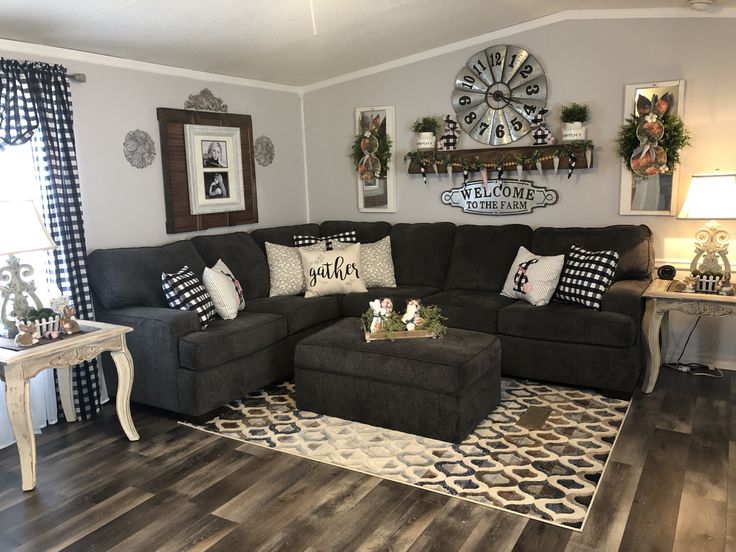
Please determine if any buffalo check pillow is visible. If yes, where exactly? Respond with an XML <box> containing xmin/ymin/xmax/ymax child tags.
<box><xmin>293</xmin><ymin>230</ymin><xmax>357</xmax><ymax>250</ymax></box>
<box><xmin>554</xmin><ymin>245</ymin><xmax>619</xmax><ymax>310</ymax></box>
<box><xmin>162</xmin><ymin>266</ymin><xmax>216</xmax><ymax>329</ymax></box>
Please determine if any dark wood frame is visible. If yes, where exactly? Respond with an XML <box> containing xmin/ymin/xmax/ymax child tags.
<box><xmin>157</xmin><ymin>108</ymin><xmax>258</xmax><ymax>234</ymax></box>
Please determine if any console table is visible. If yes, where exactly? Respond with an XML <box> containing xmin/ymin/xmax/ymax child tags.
<box><xmin>642</xmin><ymin>278</ymin><xmax>736</xmax><ymax>393</ymax></box>
<box><xmin>0</xmin><ymin>320</ymin><xmax>139</xmax><ymax>490</ymax></box>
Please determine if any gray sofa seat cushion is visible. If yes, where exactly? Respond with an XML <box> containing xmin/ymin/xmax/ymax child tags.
<box><xmin>531</xmin><ymin>225</ymin><xmax>654</xmax><ymax>281</ymax></box>
<box><xmin>498</xmin><ymin>301</ymin><xmax>636</xmax><ymax>348</ymax></box>
<box><xmin>320</xmin><ymin>221</ymin><xmax>392</xmax><ymax>243</ymax></box>
<box><xmin>340</xmin><ymin>285</ymin><xmax>440</xmax><ymax>317</ymax></box>
<box><xmin>444</xmin><ymin>224</ymin><xmax>533</xmax><ymax>292</ymax></box>
<box><xmin>88</xmin><ymin>241</ymin><xmax>206</xmax><ymax>310</ymax></box>
<box><xmin>390</xmin><ymin>223</ymin><xmax>456</xmax><ymax>287</ymax></box>
<box><xmin>191</xmin><ymin>232</ymin><xmax>270</xmax><ymax>300</ymax></box>
<box><xmin>246</xmin><ymin>295</ymin><xmax>340</xmax><ymax>334</ymax></box>
<box><xmin>179</xmin><ymin>312</ymin><xmax>287</xmax><ymax>371</ymax></box>
<box><xmin>250</xmin><ymin>223</ymin><xmax>320</xmax><ymax>251</ymax></box>
<box><xmin>295</xmin><ymin>318</ymin><xmax>499</xmax><ymax>395</ymax></box>
<box><xmin>423</xmin><ymin>290</ymin><xmax>517</xmax><ymax>333</ymax></box>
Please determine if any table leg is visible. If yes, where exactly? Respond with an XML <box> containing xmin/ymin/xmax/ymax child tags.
<box><xmin>110</xmin><ymin>339</ymin><xmax>139</xmax><ymax>441</ymax></box>
<box><xmin>642</xmin><ymin>299</ymin><xmax>664</xmax><ymax>393</ymax></box>
<box><xmin>5</xmin><ymin>369</ymin><xmax>36</xmax><ymax>491</ymax></box>
<box><xmin>56</xmin><ymin>366</ymin><xmax>77</xmax><ymax>422</ymax></box>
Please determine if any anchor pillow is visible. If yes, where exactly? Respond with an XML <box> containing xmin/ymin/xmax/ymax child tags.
<box><xmin>501</xmin><ymin>246</ymin><xmax>565</xmax><ymax>306</ymax></box>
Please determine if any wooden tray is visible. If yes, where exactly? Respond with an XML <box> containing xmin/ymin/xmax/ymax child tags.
<box><xmin>364</xmin><ymin>329</ymin><xmax>437</xmax><ymax>342</ymax></box>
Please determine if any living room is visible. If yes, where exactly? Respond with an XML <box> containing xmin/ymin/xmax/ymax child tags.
<box><xmin>0</xmin><ymin>1</ymin><xmax>734</xmax><ymax>550</ymax></box>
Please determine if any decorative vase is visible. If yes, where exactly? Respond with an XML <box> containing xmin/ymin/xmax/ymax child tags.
<box><xmin>416</xmin><ymin>132</ymin><xmax>436</xmax><ymax>151</ymax></box>
<box><xmin>561</xmin><ymin>122</ymin><xmax>586</xmax><ymax>142</ymax></box>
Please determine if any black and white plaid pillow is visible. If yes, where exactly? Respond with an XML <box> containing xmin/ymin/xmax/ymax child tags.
<box><xmin>293</xmin><ymin>230</ymin><xmax>357</xmax><ymax>250</ymax></box>
<box><xmin>554</xmin><ymin>245</ymin><xmax>619</xmax><ymax>310</ymax></box>
<box><xmin>162</xmin><ymin>266</ymin><xmax>216</xmax><ymax>329</ymax></box>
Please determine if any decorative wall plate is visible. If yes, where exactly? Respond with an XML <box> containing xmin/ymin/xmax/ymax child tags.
<box><xmin>452</xmin><ymin>45</ymin><xmax>548</xmax><ymax>145</ymax></box>
<box><xmin>123</xmin><ymin>129</ymin><xmax>156</xmax><ymax>168</ymax></box>
<box><xmin>254</xmin><ymin>135</ymin><xmax>275</xmax><ymax>167</ymax></box>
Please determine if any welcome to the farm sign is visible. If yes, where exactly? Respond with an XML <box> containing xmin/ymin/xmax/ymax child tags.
<box><xmin>441</xmin><ymin>179</ymin><xmax>558</xmax><ymax>216</ymax></box>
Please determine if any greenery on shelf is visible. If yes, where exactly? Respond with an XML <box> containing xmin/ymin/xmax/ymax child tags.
<box><xmin>23</xmin><ymin>307</ymin><xmax>58</xmax><ymax>322</ymax></box>
<box><xmin>616</xmin><ymin>113</ymin><xmax>691</xmax><ymax>172</ymax></box>
<box><xmin>349</xmin><ymin>133</ymin><xmax>393</xmax><ymax>176</ymax></box>
<box><xmin>362</xmin><ymin>304</ymin><xmax>447</xmax><ymax>340</ymax></box>
<box><xmin>560</xmin><ymin>102</ymin><xmax>590</xmax><ymax>123</ymax></box>
<box><xmin>411</xmin><ymin>115</ymin><xmax>443</xmax><ymax>134</ymax></box>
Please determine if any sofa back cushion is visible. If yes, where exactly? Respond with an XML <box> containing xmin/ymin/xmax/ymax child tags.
<box><xmin>191</xmin><ymin>232</ymin><xmax>269</xmax><ymax>299</ymax></box>
<box><xmin>250</xmin><ymin>223</ymin><xmax>320</xmax><ymax>251</ymax></box>
<box><xmin>531</xmin><ymin>225</ymin><xmax>653</xmax><ymax>280</ymax></box>
<box><xmin>390</xmin><ymin>222</ymin><xmax>456</xmax><ymax>287</ymax></box>
<box><xmin>444</xmin><ymin>224</ymin><xmax>533</xmax><ymax>292</ymax></box>
<box><xmin>320</xmin><ymin>220</ymin><xmax>392</xmax><ymax>244</ymax></box>
<box><xmin>88</xmin><ymin>240</ymin><xmax>206</xmax><ymax>310</ymax></box>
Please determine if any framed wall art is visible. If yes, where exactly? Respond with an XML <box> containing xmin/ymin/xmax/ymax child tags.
<box><xmin>354</xmin><ymin>106</ymin><xmax>396</xmax><ymax>213</ymax></box>
<box><xmin>619</xmin><ymin>80</ymin><xmax>685</xmax><ymax>216</ymax></box>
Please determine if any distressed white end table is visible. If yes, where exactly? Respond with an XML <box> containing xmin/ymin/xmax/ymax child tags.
<box><xmin>0</xmin><ymin>320</ymin><xmax>139</xmax><ymax>490</ymax></box>
<box><xmin>642</xmin><ymin>278</ymin><xmax>736</xmax><ymax>393</ymax></box>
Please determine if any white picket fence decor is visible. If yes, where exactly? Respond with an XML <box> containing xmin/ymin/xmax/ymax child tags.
<box><xmin>695</xmin><ymin>275</ymin><xmax>721</xmax><ymax>294</ymax></box>
<box><xmin>16</xmin><ymin>315</ymin><xmax>61</xmax><ymax>338</ymax></box>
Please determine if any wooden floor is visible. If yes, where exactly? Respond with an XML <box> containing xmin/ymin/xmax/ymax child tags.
<box><xmin>0</xmin><ymin>367</ymin><xmax>732</xmax><ymax>551</ymax></box>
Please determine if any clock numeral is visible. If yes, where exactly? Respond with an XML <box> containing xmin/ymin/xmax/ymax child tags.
<box><xmin>489</xmin><ymin>52</ymin><xmax>502</xmax><ymax>67</ymax></box>
<box><xmin>519</xmin><ymin>64</ymin><xmax>533</xmax><ymax>79</ymax></box>
<box><xmin>464</xmin><ymin>112</ymin><xmax>477</xmax><ymax>125</ymax></box>
<box><xmin>508</xmin><ymin>54</ymin><xmax>517</xmax><ymax>68</ymax></box>
<box><xmin>525</xmin><ymin>84</ymin><xmax>540</xmax><ymax>95</ymax></box>
<box><xmin>523</xmin><ymin>104</ymin><xmax>537</xmax><ymax>115</ymax></box>
<box><xmin>458</xmin><ymin>95</ymin><xmax>471</xmax><ymax>106</ymax></box>
<box><xmin>471</xmin><ymin>60</ymin><xmax>486</xmax><ymax>77</ymax></box>
<box><xmin>495</xmin><ymin>124</ymin><xmax>505</xmax><ymax>139</ymax></box>
<box><xmin>459</xmin><ymin>75</ymin><xmax>476</xmax><ymax>89</ymax></box>
<box><xmin>478</xmin><ymin>122</ymin><xmax>489</xmax><ymax>136</ymax></box>
<box><xmin>510</xmin><ymin>117</ymin><xmax>523</xmax><ymax>132</ymax></box>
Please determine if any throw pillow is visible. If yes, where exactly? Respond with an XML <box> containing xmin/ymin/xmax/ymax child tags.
<box><xmin>554</xmin><ymin>245</ymin><xmax>619</xmax><ymax>310</ymax></box>
<box><xmin>293</xmin><ymin>230</ymin><xmax>357</xmax><ymax>250</ymax></box>
<box><xmin>299</xmin><ymin>243</ymin><xmax>368</xmax><ymax>298</ymax></box>
<box><xmin>161</xmin><ymin>266</ymin><xmax>215</xmax><ymax>329</ymax></box>
<box><xmin>212</xmin><ymin>259</ymin><xmax>245</xmax><ymax>310</ymax></box>
<box><xmin>202</xmin><ymin>259</ymin><xmax>243</xmax><ymax>320</ymax></box>
<box><xmin>266</xmin><ymin>241</ymin><xmax>326</xmax><ymax>297</ymax></box>
<box><xmin>333</xmin><ymin>236</ymin><xmax>396</xmax><ymax>288</ymax></box>
<box><xmin>501</xmin><ymin>246</ymin><xmax>565</xmax><ymax>306</ymax></box>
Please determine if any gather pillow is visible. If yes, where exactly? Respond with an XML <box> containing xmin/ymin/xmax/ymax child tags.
<box><xmin>293</xmin><ymin>230</ymin><xmax>357</xmax><ymax>250</ymax></box>
<box><xmin>202</xmin><ymin>259</ymin><xmax>244</xmax><ymax>320</ymax></box>
<box><xmin>299</xmin><ymin>243</ymin><xmax>368</xmax><ymax>298</ymax></box>
<box><xmin>266</xmin><ymin>241</ymin><xmax>325</xmax><ymax>297</ymax></box>
<box><xmin>554</xmin><ymin>245</ymin><xmax>619</xmax><ymax>310</ymax></box>
<box><xmin>333</xmin><ymin>236</ymin><xmax>396</xmax><ymax>288</ymax></box>
<box><xmin>501</xmin><ymin>246</ymin><xmax>565</xmax><ymax>306</ymax></box>
<box><xmin>161</xmin><ymin>266</ymin><xmax>215</xmax><ymax>329</ymax></box>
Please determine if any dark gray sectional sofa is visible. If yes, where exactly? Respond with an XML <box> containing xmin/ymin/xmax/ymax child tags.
<box><xmin>87</xmin><ymin>221</ymin><xmax>654</xmax><ymax>418</ymax></box>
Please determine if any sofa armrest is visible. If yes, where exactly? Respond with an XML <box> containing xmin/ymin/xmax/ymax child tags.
<box><xmin>95</xmin><ymin>306</ymin><xmax>200</xmax><ymax>412</ymax></box>
<box><xmin>601</xmin><ymin>279</ymin><xmax>650</xmax><ymax>323</ymax></box>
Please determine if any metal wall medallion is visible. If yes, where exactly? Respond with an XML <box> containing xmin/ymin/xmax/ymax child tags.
<box><xmin>254</xmin><ymin>135</ymin><xmax>275</xmax><ymax>167</ymax></box>
<box><xmin>441</xmin><ymin>179</ymin><xmax>557</xmax><ymax>216</ymax></box>
<box><xmin>123</xmin><ymin>129</ymin><xmax>156</xmax><ymax>168</ymax></box>
<box><xmin>184</xmin><ymin>88</ymin><xmax>228</xmax><ymax>112</ymax></box>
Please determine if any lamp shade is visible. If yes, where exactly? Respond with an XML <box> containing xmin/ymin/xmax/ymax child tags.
<box><xmin>677</xmin><ymin>173</ymin><xmax>736</xmax><ymax>219</ymax></box>
<box><xmin>0</xmin><ymin>200</ymin><xmax>57</xmax><ymax>256</ymax></box>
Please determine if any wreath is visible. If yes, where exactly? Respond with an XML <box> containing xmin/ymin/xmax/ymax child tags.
<box><xmin>616</xmin><ymin>112</ymin><xmax>690</xmax><ymax>173</ymax></box>
<box><xmin>349</xmin><ymin>132</ymin><xmax>392</xmax><ymax>179</ymax></box>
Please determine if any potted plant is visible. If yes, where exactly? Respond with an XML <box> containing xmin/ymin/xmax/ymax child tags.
<box><xmin>560</xmin><ymin>103</ymin><xmax>590</xmax><ymax>142</ymax></box>
<box><xmin>411</xmin><ymin>115</ymin><xmax>443</xmax><ymax>151</ymax></box>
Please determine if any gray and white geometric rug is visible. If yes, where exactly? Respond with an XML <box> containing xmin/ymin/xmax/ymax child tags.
<box><xmin>183</xmin><ymin>378</ymin><xmax>629</xmax><ymax>531</ymax></box>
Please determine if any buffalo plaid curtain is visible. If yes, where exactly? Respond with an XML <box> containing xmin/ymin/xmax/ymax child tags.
<box><xmin>0</xmin><ymin>58</ymin><xmax>100</xmax><ymax>420</ymax></box>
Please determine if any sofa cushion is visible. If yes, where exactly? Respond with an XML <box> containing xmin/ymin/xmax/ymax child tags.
<box><xmin>340</xmin><ymin>285</ymin><xmax>440</xmax><ymax>317</ymax></box>
<box><xmin>444</xmin><ymin>224</ymin><xmax>533</xmax><ymax>292</ymax></box>
<box><xmin>334</xmin><ymin>236</ymin><xmax>396</xmax><ymax>288</ymax></box>
<box><xmin>531</xmin><ymin>225</ymin><xmax>653</xmax><ymax>280</ymax></box>
<box><xmin>266</xmin><ymin>242</ymin><xmax>326</xmax><ymax>297</ymax></box>
<box><xmin>300</xmin><ymin>243</ymin><xmax>367</xmax><ymax>298</ymax></box>
<box><xmin>250</xmin><ymin>224</ymin><xmax>320</xmax><ymax>252</ymax></box>
<box><xmin>191</xmin><ymin>232</ymin><xmax>269</xmax><ymax>300</ymax></box>
<box><xmin>179</xmin><ymin>312</ymin><xmax>287</xmax><ymax>371</ymax></box>
<box><xmin>320</xmin><ymin>220</ymin><xmax>392</xmax><ymax>244</ymax></box>
<box><xmin>88</xmin><ymin>241</ymin><xmax>206</xmax><ymax>310</ymax></box>
<box><xmin>498</xmin><ymin>301</ymin><xmax>636</xmax><ymax>348</ymax></box>
<box><xmin>391</xmin><ymin>222</ymin><xmax>456</xmax><ymax>287</ymax></box>
<box><xmin>246</xmin><ymin>295</ymin><xmax>340</xmax><ymax>334</ymax></box>
<box><xmin>423</xmin><ymin>290</ymin><xmax>517</xmax><ymax>333</ymax></box>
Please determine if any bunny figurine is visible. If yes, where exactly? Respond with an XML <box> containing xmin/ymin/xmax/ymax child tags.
<box><xmin>14</xmin><ymin>323</ymin><xmax>39</xmax><ymax>347</ymax></box>
<box><xmin>61</xmin><ymin>306</ymin><xmax>81</xmax><ymax>335</ymax></box>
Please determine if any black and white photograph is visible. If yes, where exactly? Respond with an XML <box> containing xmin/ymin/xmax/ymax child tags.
<box><xmin>204</xmin><ymin>171</ymin><xmax>229</xmax><ymax>199</ymax></box>
<box><xmin>201</xmin><ymin>140</ymin><xmax>228</xmax><ymax>168</ymax></box>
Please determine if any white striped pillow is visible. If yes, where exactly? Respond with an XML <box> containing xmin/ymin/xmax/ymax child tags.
<box><xmin>501</xmin><ymin>246</ymin><xmax>565</xmax><ymax>306</ymax></box>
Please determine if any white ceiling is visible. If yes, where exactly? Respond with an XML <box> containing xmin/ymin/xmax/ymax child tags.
<box><xmin>0</xmin><ymin>0</ymin><xmax>730</xmax><ymax>86</ymax></box>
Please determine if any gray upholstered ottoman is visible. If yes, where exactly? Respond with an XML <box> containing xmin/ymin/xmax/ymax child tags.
<box><xmin>294</xmin><ymin>318</ymin><xmax>501</xmax><ymax>443</ymax></box>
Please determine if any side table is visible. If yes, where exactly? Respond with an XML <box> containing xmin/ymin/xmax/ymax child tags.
<box><xmin>0</xmin><ymin>320</ymin><xmax>139</xmax><ymax>490</ymax></box>
<box><xmin>641</xmin><ymin>278</ymin><xmax>736</xmax><ymax>393</ymax></box>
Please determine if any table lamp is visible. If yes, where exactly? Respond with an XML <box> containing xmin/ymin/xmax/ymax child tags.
<box><xmin>0</xmin><ymin>200</ymin><xmax>57</xmax><ymax>337</ymax></box>
<box><xmin>677</xmin><ymin>172</ymin><xmax>736</xmax><ymax>278</ymax></box>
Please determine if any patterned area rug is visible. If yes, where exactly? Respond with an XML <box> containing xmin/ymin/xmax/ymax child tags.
<box><xmin>183</xmin><ymin>379</ymin><xmax>629</xmax><ymax>530</ymax></box>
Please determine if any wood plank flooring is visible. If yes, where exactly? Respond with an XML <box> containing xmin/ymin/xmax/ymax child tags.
<box><xmin>0</xmin><ymin>367</ymin><xmax>732</xmax><ymax>551</ymax></box>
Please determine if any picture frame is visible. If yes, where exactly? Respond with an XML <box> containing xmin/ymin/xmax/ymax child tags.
<box><xmin>184</xmin><ymin>124</ymin><xmax>245</xmax><ymax>215</ymax></box>
<box><xmin>619</xmin><ymin>80</ymin><xmax>685</xmax><ymax>216</ymax></box>
<box><xmin>355</xmin><ymin>106</ymin><xmax>396</xmax><ymax>213</ymax></box>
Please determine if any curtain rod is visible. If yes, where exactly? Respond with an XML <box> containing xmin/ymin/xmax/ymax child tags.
<box><xmin>68</xmin><ymin>73</ymin><xmax>86</xmax><ymax>83</ymax></box>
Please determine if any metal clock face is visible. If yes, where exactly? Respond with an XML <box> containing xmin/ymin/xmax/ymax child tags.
<box><xmin>452</xmin><ymin>45</ymin><xmax>548</xmax><ymax>146</ymax></box>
